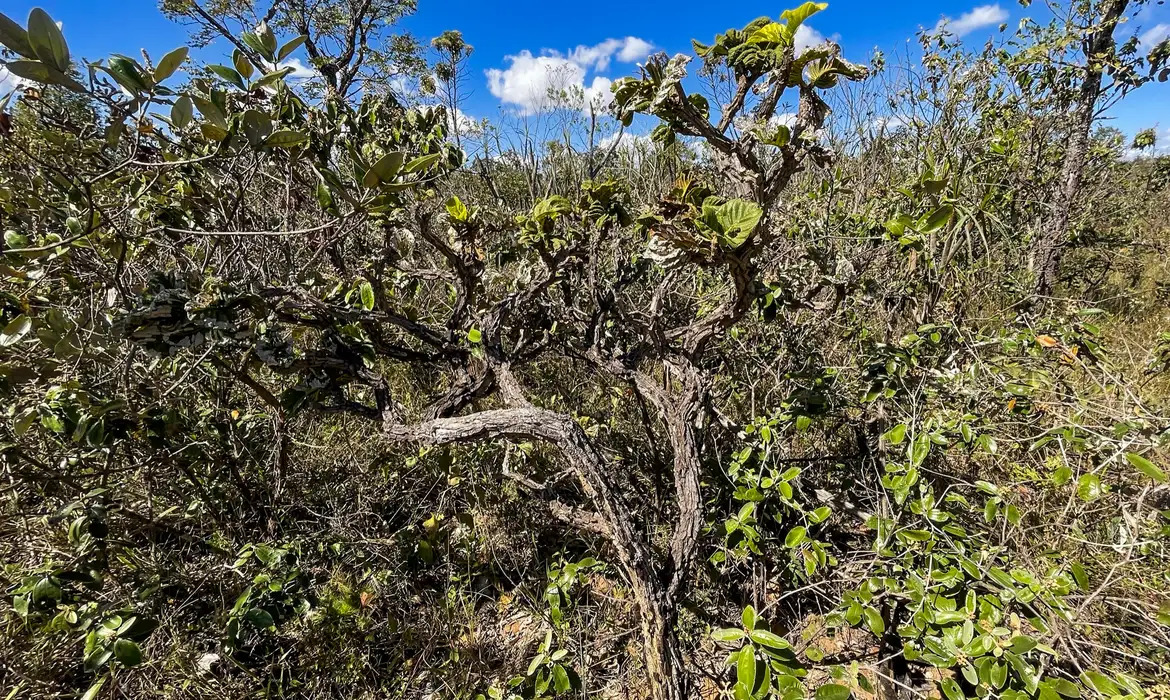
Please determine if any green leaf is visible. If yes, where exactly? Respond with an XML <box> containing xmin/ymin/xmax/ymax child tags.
<box><xmin>0</xmin><ymin>12</ymin><xmax>37</xmax><ymax>59</ymax></box>
<box><xmin>105</xmin><ymin>55</ymin><xmax>151</xmax><ymax>93</ymax></box>
<box><xmin>746</xmin><ymin>22</ymin><xmax>786</xmax><ymax>45</ymax></box>
<box><xmin>701</xmin><ymin>198</ymin><xmax>763</xmax><ymax>248</ymax></box>
<box><xmin>899</xmin><ymin>529</ymin><xmax>932</xmax><ymax>541</ymax></box>
<box><xmin>403</xmin><ymin>152</ymin><xmax>442</xmax><ymax>174</ymax></box>
<box><xmin>153</xmin><ymin>46</ymin><xmax>188</xmax><ymax>82</ymax></box>
<box><xmin>192</xmin><ymin>95</ymin><xmax>227</xmax><ymax>129</ymax></box>
<box><xmin>883</xmin><ymin>423</ymin><xmax>907</xmax><ymax>445</ymax></box>
<box><xmin>364</xmin><ymin>152</ymin><xmax>406</xmax><ymax>187</ymax></box>
<box><xmin>748</xmin><ymin>628</ymin><xmax>790</xmax><ymax>650</ymax></box>
<box><xmin>359</xmin><ymin>281</ymin><xmax>375</xmax><ymax>310</ymax></box>
<box><xmin>27</xmin><ymin>8</ymin><xmax>69</xmax><ymax>73</ymax></box>
<box><xmin>1070</xmin><ymin>562</ymin><xmax>1088</xmax><ymax>590</ymax></box>
<box><xmin>939</xmin><ymin>679</ymin><xmax>963</xmax><ymax>700</ymax></box>
<box><xmin>0</xmin><ymin>315</ymin><xmax>32</xmax><ymax>347</ymax></box>
<box><xmin>244</xmin><ymin>607</ymin><xmax>274</xmax><ymax>628</ymax></box>
<box><xmin>5</xmin><ymin>59</ymin><xmax>85</xmax><ymax>92</ymax></box>
<box><xmin>815</xmin><ymin>684</ymin><xmax>852</xmax><ymax>700</ymax></box>
<box><xmin>251</xmin><ymin>67</ymin><xmax>293</xmax><ymax>89</ymax></box>
<box><xmin>208</xmin><ymin>64</ymin><xmax>246</xmax><ymax>90</ymax></box>
<box><xmin>552</xmin><ymin>664</ymin><xmax>570</xmax><ymax>693</ymax></box>
<box><xmin>277</xmin><ymin>35</ymin><xmax>307</xmax><ymax>62</ymax></box>
<box><xmin>1049</xmin><ymin>679</ymin><xmax>1080</xmax><ymax>698</ymax></box>
<box><xmin>446</xmin><ymin>196</ymin><xmax>471</xmax><ymax>222</ymax></box>
<box><xmin>233</xmin><ymin>49</ymin><xmax>254</xmax><ymax>80</ymax></box>
<box><xmin>467</xmin><ymin>328</ymin><xmax>482</xmax><ymax>343</ymax></box>
<box><xmin>263</xmin><ymin>130</ymin><xmax>308</xmax><ymax>148</ymax></box>
<box><xmin>712</xmin><ymin>627</ymin><xmax>747</xmax><ymax>643</ymax></box>
<box><xmin>1080</xmin><ymin>671</ymin><xmax>1119</xmax><ymax>696</ymax></box>
<box><xmin>780</xmin><ymin>2</ymin><xmax>829</xmax><ymax>42</ymax></box>
<box><xmin>240</xmin><ymin>109</ymin><xmax>273</xmax><ymax>146</ymax></box>
<box><xmin>736</xmin><ymin>647</ymin><xmax>757</xmax><ymax>695</ymax></box>
<box><xmin>742</xmin><ymin>605</ymin><xmax>757</xmax><ymax>630</ymax></box>
<box><xmin>526</xmin><ymin>652</ymin><xmax>546</xmax><ymax>676</ymax></box>
<box><xmin>784</xmin><ymin>526</ymin><xmax>807</xmax><ymax>548</ymax></box>
<box><xmin>241</xmin><ymin>30</ymin><xmax>268</xmax><ymax>59</ymax></box>
<box><xmin>84</xmin><ymin>648</ymin><xmax>113</xmax><ymax>672</ymax></box>
<box><xmin>171</xmin><ymin>95</ymin><xmax>193</xmax><ymax>129</ymax></box>
<box><xmin>919</xmin><ymin>204</ymin><xmax>954</xmax><ymax>233</ymax></box>
<box><xmin>1075</xmin><ymin>473</ymin><xmax>1103</xmax><ymax>502</ymax></box>
<box><xmin>113</xmin><ymin>638</ymin><xmax>142</xmax><ymax>667</ymax></box>
<box><xmin>200</xmin><ymin>123</ymin><xmax>228</xmax><ymax>142</ymax></box>
<box><xmin>80</xmin><ymin>677</ymin><xmax>107</xmax><ymax>700</ymax></box>
<box><xmin>909</xmin><ymin>433</ymin><xmax>931</xmax><ymax>465</ymax></box>
<box><xmin>863</xmin><ymin>607</ymin><xmax>885</xmax><ymax>636</ymax></box>
<box><xmin>1010</xmin><ymin>635</ymin><xmax>1037</xmax><ymax>654</ymax></box>
<box><xmin>1125</xmin><ymin>452</ymin><xmax>1167</xmax><ymax>483</ymax></box>
<box><xmin>254</xmin><ymin>21</ymin><xmax>277</xmax><ymax>57</ymax></box>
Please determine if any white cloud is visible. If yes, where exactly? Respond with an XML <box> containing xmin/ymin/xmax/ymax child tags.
<box><xmin>584</xmin><ymin>76</ymin><xmax>613</xmax><ymax>112</ymax></box>
<box><xmin>1138</xmin><ymin>23</ymin><xmax>1170</xmax><ymax>49</ymax></box>
<box><xmin>485</xmin><ymin>36</ymin><xmax>653</xmax><ymax>114</ymax></box>
<box><xmin>447</xmin><ymin>107</ymin><xmax>482</xmax><ymax>135</ymax></box>
<box><xmin>794</xmin><ymin>25</ymin><xmax>825</xmax><ymax>54</ymax></box>
<box><xmin>279</xmin><ymin>58</ymin><xmax>317</xmax><ymax>80</ymax></box>
<box><xmin>567</xmin><ymin>37</ymin><xmax>655</xmax><ymax>71</ymax></box>
<box><xmin>617</xmin><ymin>37</ymin><xmax>654</xmax><ymax>63</ymax></box>
<box><xmin>935</xmin><ymin>4</ymin><xmax>1009</xmax><ymax>38</ymax></box>
<box><xmin>486</xmin><ymin>51</ymin><xmax>585</xmax><ymax>113</ymax></box>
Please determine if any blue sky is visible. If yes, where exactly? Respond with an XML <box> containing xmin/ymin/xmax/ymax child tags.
<box><xmin>2</xmin><ymin>0</ymin><xmax>1167</xmax><ymax>142</ymax></box>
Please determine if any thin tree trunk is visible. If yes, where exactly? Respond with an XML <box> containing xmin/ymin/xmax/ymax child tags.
<box><xmin>1032</xmin><ymin>0</ymin><xmax>1129</xmax><ymax>299</ymax></box>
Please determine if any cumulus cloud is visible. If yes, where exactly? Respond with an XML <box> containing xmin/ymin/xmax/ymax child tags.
<box><xmin>279</xmin><ymin>58</ymin><xmax>317</xmax><ymax>81</ymax></box>
<box><xmin>935</xmin><ymin>4</ymin><xmax>1008</xmax><ymax>38</ymax></box>
<box><xmin>447</xmin><ymin>107</ymin><xmax>482</xmax><ymax>136</ymax></box>
<box><xmin>1138</xmin><ymin>23</ymin><xmax>1170</xmax><ymax>49</ymax></box>
<box><xmin>485</xmin><ymin>36</ymin><xmax>654</xmax><ymax>114</ymax></box>
<box><xmin>794</xmin><ymin>25</ymin><xmax>825</xmax><ymax>54</ymax></box>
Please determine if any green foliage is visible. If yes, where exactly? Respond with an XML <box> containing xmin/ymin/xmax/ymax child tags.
<box><xmin>2</xmin><ymin>2</ymin><xmax>1169</xmax><ymax>699</ymax></box>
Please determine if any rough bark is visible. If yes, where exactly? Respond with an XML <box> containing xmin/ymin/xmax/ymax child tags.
<box><xmin>1032</xmin><ymin>0</ymin><xmax>1129</xmax><ymax>299</ymax></box>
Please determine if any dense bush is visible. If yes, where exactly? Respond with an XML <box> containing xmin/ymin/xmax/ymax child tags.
<box><xmin>1</xmin><ymin>1</ymin><xmax>1168</xmax><ymax>699</ymax></box>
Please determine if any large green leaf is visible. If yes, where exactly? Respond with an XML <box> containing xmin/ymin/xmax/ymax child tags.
<box><xmin>208</xmin><ymin>64</ymin><xmax>246</xmax><ymax>90</ymax></box>
<box><xmin>263</xmin><ymin>130</ymin><xmax>308</xmax><ymax>148</ymax></box>
<box><xmin>27</xmin><ymin>8</ymin><xmax>69</xmax><ymax>73</ymax></box>
<box><xmin>171</xmin><ymin>95</ymin><xmax>193</xmax><ymax>129</ymax></box>
<box><xmin>153</xmin><ymin>46</ymin><xmax>188</xmax><ymax>82</ymax></box>
<box><xmin>815</xmin><ymin>684</ymin><xmax>852</xmax><ymax>700</ymax></box>
<box><xmin>105</xmin><ymin>55</ymin><xmax>151</xmax><ymax>93</ymax></box>
<box><xmin>277</xmin><ymin>35</ymin><xmax>307</xmax><ymax>62</ymax></box>
<box><xmin>736</xmin><ymin>647</ymin><xmax>757</xmax><ymax>695</ymax></box>
<box><xmin>1125</xmin><ymin>452</ymin><xmax>1167</xmax><ymax>483</ymax></box>
<box><xmin>0</xmin><ymin>11</ymin><xmax>36</xmax><ymax>58</ymax></box>
<box><xmin>701</xmin><ymin>198</ymin><xmax>763</xmax><ymax>248</ymax></box>
<box><xmin>4</xmin><ymin>59</ymin><xmax>85</xmax><ymax>92</ymax></box>
<box><xmin>364</xmin><ymin>152</ymin><xmax>406</xmax><ymax>187</ymax></box>
<box><xmin>780</xmin><ymin>2</ymin><xmax>829</xmax><ymax>43</ymax></box>
<box><xmin>113</xmin><ymin>638</ymin><xmax>142</xmax><ymax>667</ymax></box>
<box><xmin>0</xmin><ymin>315</ymin><xmax>32</xmax><ymax>346</ymax></box>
